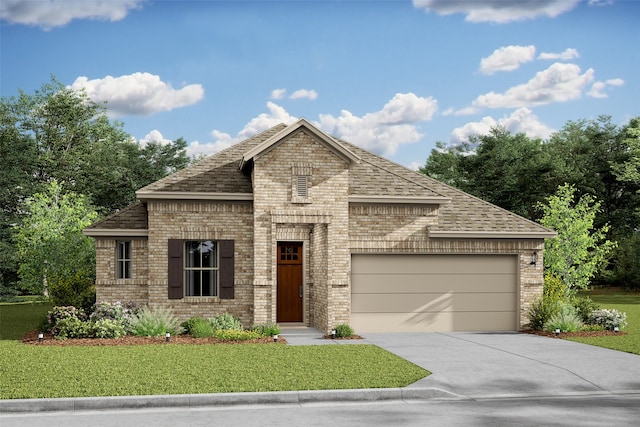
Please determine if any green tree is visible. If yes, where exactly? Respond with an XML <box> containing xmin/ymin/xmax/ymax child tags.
<box><xmin>13</xmin><ymin>180</ymin><xmax>98</xmax><ymax>295</ymax></box>
<box><xmin>421</xmin><ymin>127</ymin><xmax>559</xmax><ymax>219</ymax></box>
<box><xmin>539</xmin><ymin>184</ymin><xmax>616</xmax><ymax>295</ymax></box>
<box><xmin>612</xmin><ymin>118</ymin><xmax>640</xmax><ymax>187</ymax></box>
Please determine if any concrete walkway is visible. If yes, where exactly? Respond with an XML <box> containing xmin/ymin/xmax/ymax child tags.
<box><xmin>2</xmin><ymin>329</ymin><xmax>639</xmax><ymax>413</ymax></box>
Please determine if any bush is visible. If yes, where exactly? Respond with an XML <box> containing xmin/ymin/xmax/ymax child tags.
<box><xmin>55</xmin><ymin>317</ymin><xmax>91</xmax><ymax>339</ymax></box>
<box><xmin>185</xmin><ymin>318</ymin><xmax>215</xmax><ymax>338</ymax></box>
<box><xmin>130</xmin><ymin>306</ymin><xmax>184</xmax><ymax>337</ymax></box>
<box><xmin>48</xmin><ymin>273</ymin><xmax>96</xmax><ymax>313</ymax></box>
<box><xmin>214</xmin><ymin>329</ymin><xmax>262</xmax><ymax>341</ymax></box>
<box><xmin>571</xmin><ymin>296</ymin><xmax>600</xmax><ymax>323</ymax></box>
<box><xmin>579</xmin><ymin>324</ymin><xmax>606</xmax><ymax>332</ymax></box>
<box><xmin>587</xmin><ymin>308</ymin><xmax>628</xmax><ymax>330</ymax></box>
<box><xmin>209</xmin><ymin>313</ymin><xmax>243</xmax><ymax>331</ymax></box>
<box><xmin>334</xmin><ymin>324</ymin><xmax>354</xmax><ymax>338</ymax></box>
<box><xmin>91</xmin><ymin>319</ymin><xmax>127</xmax><ymax>338</ymax></box>
<box><xmin>251</xmin><ymin>323</ymin><xmax>281</xmax><ymax>337</ymax></box>
<box><xmin>528</xmin><ymin>298</ymin><xmax>560</xmax><ymax>331</ymax></box>
<box><xmin>90</xmin><ymin>301</ymin><xmax>138</xmax><ymax>333</ymax></box>
<box><xmin>543</xmin><ymin>273</ymin><xmax>567</xmax><ymax>302</ymax></box>
<box><xmin>47</xmin><ymin>306</ymin><xmax>87</xmax><ymax>335</ymax></box>
<box><xmin>544</xmin><ymin>304</ymin><xmax>583</xmax><ymax>333</ymax></box>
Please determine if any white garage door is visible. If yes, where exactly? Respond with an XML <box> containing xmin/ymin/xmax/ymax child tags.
<box><xmin>351</xmin><ymin>254</ymin><xmax>518</xmax><ymax>333</ymax></box>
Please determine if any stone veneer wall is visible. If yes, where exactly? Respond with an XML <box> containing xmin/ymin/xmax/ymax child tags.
<box><xmin>251</xmin><ymin>130</ymin><xmax>351</xmax><ymax>332</ymax></box>
<box><xmin>145</xmin><ymin>200</ymin><xmax>255</xmax><ymax>326</ymax></box>
<box><xmin>349</xmin><ymin>205</ymin><xmax>545</xmax><ymax>329</ymax></box>
<box><xmin>95</xmin><ymin>238</ymin><xmax>149</xmax><ymax>306</ymax></box>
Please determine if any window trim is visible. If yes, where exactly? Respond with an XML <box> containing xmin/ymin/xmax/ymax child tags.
<box><xmin>115</xmin><ymin>240</ymin><xmax>132</xmax><ymax>279</ymax></box>
<box><xmin>184</xmin><ymin>240</ymin><xmax>219</xmax><ymax>297</ymax></box>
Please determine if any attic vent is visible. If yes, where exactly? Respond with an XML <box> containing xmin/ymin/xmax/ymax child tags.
<box><xmin>296</xmin><ymin>175</ymin><xmax>308</xmax><ymax>198</ymax></box>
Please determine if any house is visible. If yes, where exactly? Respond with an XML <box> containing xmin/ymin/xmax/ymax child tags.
<box><xmin>84</xmin><ymin>118</ymin><xmax>555</xmax><ymax>333</ymax></box>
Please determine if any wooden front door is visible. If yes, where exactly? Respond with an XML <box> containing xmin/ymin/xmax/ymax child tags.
<box><xmin>277</xmin><ymin>242</ymin><xmax>303</xmax><ymax>322</ymax></box>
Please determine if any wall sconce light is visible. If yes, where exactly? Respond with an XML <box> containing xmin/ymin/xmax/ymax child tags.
<box><xmin>38</xmin><ymin>332</ymin><xmax>44</xmax><ymax>343</ymax></box>
<box><xmin>273</xmin><ymin>334</ymin><xmax>278</xmax><ymax>343</ymax></box>
<box><xmin>165</xmin><ymin>332</ymin><xmax>171</xmax><ymax>342</ymax></box>
<box><xmin>530</xmin><ymin>251</ymin><xmax>538</xmax><ymax>266</ymax></box>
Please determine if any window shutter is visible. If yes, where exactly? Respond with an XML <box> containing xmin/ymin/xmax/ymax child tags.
<box><xmin>219</xmin><ymin>240</ymin><xmax>235</xmax><ymax>299</ymax></box>
<box><xmin>168</xmin><ymin>239</ymin><xmax>183</xmax><ymax>299</ymax></box>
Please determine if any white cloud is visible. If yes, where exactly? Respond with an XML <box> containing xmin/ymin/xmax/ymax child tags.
<box><xmin>318</xmin><ymin>92</ymin><xmax>438</xmax><ymax>156</ymax></box>
<box><xmin>480</xmin><ymin>45</ymin><xmax>536</xmax><ymax>75</ymax></box>
<box><xmin>587</xmin><ymin>78</ymin><xmax>624</xmax><ymax>98</ymax></box>
<box><xmin>270</xmin><ymin>88</ymin><xmax>286</xmax><ymax>100</ymax></box>
<box><xmin>70</xmin><ymin>72</ymin><xmax>204</xmax><ymax>116</ymax></box>
<box><xmin>0</xmin><ymin>0</ymin><xmax>145</xmax><ymax>30</ymax></box>
<box><xmin>290</xmin><ymin>89</ymin><xmax>318</xmax><ymax>101</ymax></box>
<box><xmin>450</xmin><ymin>108</ymin><xmax>555</xmax><ymax>145</ymax></box>
<box><xmin>413</xmin><ymin>0</ymin><xmax>579</xmax><ymax>23</ymax></box>
<box><xmin>470</xmin><ymin>63</ymin><xmax>595</xmax><ymax>110</ymax></box>
<box><xmin>538</xmin><ymin>48</ymin><xmax>580</xmax><ymax>60</ymax></box>
<box><xmin>138</xmin><ymin>129</ymin><xmax>172</xmax><ymax>148</ymax></box>
<box><xmin>198</xmin><ymin>93</ymin><xmax>437</xmax><ymax>158</ymax></box>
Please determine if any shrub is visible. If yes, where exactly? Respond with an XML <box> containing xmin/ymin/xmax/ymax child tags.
<box><xmin>55</xmin><ymin>317</ymin><xmax>91</xmax><ymax>339</ymax></box>
<box><xmin>543</xmin><ymin>273</ymin><xmax>567</xmax><ymax>302</ymax></box>
<box><xmin>544</xmin><ymin>304</ymin><xmax>583</xmax><ymax>333</ymax></box>
<box><xmin>579</xmin><ymin>324</ymin><xmax>606</xmax><ymax>332</ymax></box>
<box><xmin>47</xmin><ymin>306</ymin><xmax>87</xmax><ymax>335</ymax></box>
<box><xmin>334</xmin><ymin>324</ymin><xmax>354</xmax><ymax>338</ymax></box>
<box><xmin>186</xmin><ymin>318</ymin><xmax>215</xmax><ymax>338</ymax></box>
<box><xmin>209</xmin><ymin>313</ymin><xmax>243</xmax><ymax>331</ymax></box>
<box><xmin>251</xmin><ymin>323</ymin><xmax>281</xmax><ymax>337</ymax></box>
<box><xmin>91</xmin><ymin>319</ymin><xmax>127</xmax><ymax>338</ymax></box>
<box><xmin>130</xmin><ymin>306</ymin><xmax>184</xmax><ymax>337</ymax></box>
<box><xmin>214</xmin><ymin>329</ymin><xmax>262</xmax><ymax>341</ymax></box>
<box><xmin>528</xmin><ymin>298</ymin><xmax>560</xmax><ymax>331</ymax></box>
<box><xmin>571</xmin><ymin>296</ymin><xmax>600</xmax><ymax>323</ymax></box>
<box><xmin>90</xmin><ymin>301</ymin><xmax>138</xmax><ymax>333</ymax></box>
<box><xmin>587</xmin><ymin>308</ymin><xmax>628</xmax><ymax>330</ymax></box>
<box><xmin>48</xmin><ymin>273</ymin><xmax>96</xmax><ymax>313</ymax></box>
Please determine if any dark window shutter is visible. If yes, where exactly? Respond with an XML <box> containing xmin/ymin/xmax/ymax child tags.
<box><xmin>219</xmin><ymin>240</ymin><xmax>235</xmax><ymax>299</ymax></box>
<box><xmin>168</xmin><ymin>239</ymin><xmax>183</xmax><ymax>299</ymax></box>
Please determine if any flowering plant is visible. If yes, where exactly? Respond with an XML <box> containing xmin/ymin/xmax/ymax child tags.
<box><xmin>588</xmin><ymin>308</ymin><xmax>628</xmax><ymax>330</ymax></box>
<box><xmin>89</xmin><ymin>301</ymin><xmax>138</xmax><ymax>333</ymax></box>
<box><xmin>47</xmin><ymin>306</ymin><xmax>87</xmax><ymax>335</ymax></box>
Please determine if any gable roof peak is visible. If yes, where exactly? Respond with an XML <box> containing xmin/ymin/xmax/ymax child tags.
<box><xmin>239</xmin><ymin>118</ymin><xmax>360</xmax><ymax>170</ymax></box>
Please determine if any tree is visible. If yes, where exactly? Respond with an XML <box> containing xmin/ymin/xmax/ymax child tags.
<box><xmin>13</xmin><ymin>180</ymin><xmax>98</xmax><ymax>295</ymax></box>
<box><xmin>612</xmin><ymin>118</ymin><xmax>640</xmax><ymax>187</ymax></box>
<box><xmin>539</xmin><ymin>184</ymin><xmax>616</xmax><ymax>295</ymax></box>
<box><xmin>1</xmin><ymin>77</ymin><xmax>190</xmax><ymax>291</ymax></box>
<box><xmin>421</xmin><ymin>127</ymin><xmax>559</xmax><ymax>219</ymax></box>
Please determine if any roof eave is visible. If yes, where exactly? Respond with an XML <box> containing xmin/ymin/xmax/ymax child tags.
<box><xmin>429</xmin><ymin>230</ymin><xmax>557</xmax><ymax>239</ymax></box>
<box><xmin>83</xmin><ymin>229</ymin><xmax>149</xmax><ymax>237</ymax></box>
<box><xmin>136</xmin><ymin>191</ymin><xmax>253</xmax><ymax>201</ymax></box>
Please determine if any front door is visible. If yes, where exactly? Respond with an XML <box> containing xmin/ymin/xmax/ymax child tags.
<box><xmin>277</xmin><ymin>242</ymin><xmax>303</xmax><ymax>322</ymax></box>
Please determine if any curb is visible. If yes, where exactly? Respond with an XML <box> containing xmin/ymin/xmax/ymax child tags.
<box><xmin>0</xmin><ymin>387</ymin><xmax>463</xmax><ymax>413</ymax></box>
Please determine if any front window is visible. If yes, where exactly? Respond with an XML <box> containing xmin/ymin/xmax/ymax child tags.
<box><xmin>185</xmin><ymin>240</ymin><xmax>218</xmax><ymax>297</ymax></box>
<box><xmin>116</xmin><ymin>240</ymin><xmax>131</xmax><ymax>279</ymax></box>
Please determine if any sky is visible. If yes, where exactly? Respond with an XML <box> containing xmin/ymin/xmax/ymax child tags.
<box><xmin>1</xmin><ymin>0</ymin><xmax>638</xmax><ymax>170</ymax></box>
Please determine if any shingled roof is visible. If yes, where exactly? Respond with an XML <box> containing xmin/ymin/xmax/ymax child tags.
<box><xmin>85</xmin><ymin>120</ymin><xmax>554</xmax><ymax>238</ymax></box>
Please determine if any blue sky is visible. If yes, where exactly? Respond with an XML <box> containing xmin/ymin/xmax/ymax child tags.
<box><xmin>2</xmin><ymin>0</ymin><xmax>638</xmax><ymax>169</ymax></box>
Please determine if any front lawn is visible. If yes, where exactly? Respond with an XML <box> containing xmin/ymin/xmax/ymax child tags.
<box><xmin>0</xmin><ymin>301</ymin><xmax>52</xmax><ymax>340</ymax></box>
<box><xmin>0</xmin><ymin>341</ymin><xmax>429</xmax><ymax>399</ymax></box>
<box><xmin>566</xmin><ymin>289</ymin><xmax>640</xmax><ymax>355</ymax></box>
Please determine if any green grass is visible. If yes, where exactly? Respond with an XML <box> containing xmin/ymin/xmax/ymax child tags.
<box><xmin>566</xmin><ymin>289</ymin><xmax>640</xmax><ymax>355</ymax></box>
<box><xmin>0</xmin><ymin>342</ymin><xmax>429</xmax><ymax>399</ymax></box>
<box><xmin>0</xmin><ymin>302</ymin><xmax>52</xmax><ymax>340</ymax></box>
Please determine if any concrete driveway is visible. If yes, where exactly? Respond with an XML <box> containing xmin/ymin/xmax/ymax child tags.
<box><xmin>361</xmin><ymin>332</ymin><xmax>640</xmax><ymax>399</ymax></box>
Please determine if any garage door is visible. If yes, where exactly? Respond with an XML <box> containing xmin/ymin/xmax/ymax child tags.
<box><xmin>351</xmin><ymin>254</ymin><xmax>517</xmax><ymax>333</ymax></box>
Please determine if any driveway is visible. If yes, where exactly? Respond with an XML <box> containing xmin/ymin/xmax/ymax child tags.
<box><xmin>361</xmin><ymin>332</ymin><xmax>640</xmax><ymax>399</ymax></box>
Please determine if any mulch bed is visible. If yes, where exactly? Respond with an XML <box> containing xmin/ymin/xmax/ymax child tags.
<box><xmin>522</xmin><ymin>329</ymin><xmax>627</xmax><ymax>339</ymax></box>
<box><xmin>21</xmin><ymin>330</ymin><xmax>287</xmax><ymax>346</ymax></box>
<box><xmin>323</xmin><ymin>334</ymin><xmax>364</xmax><ymax>340</ymax></box>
